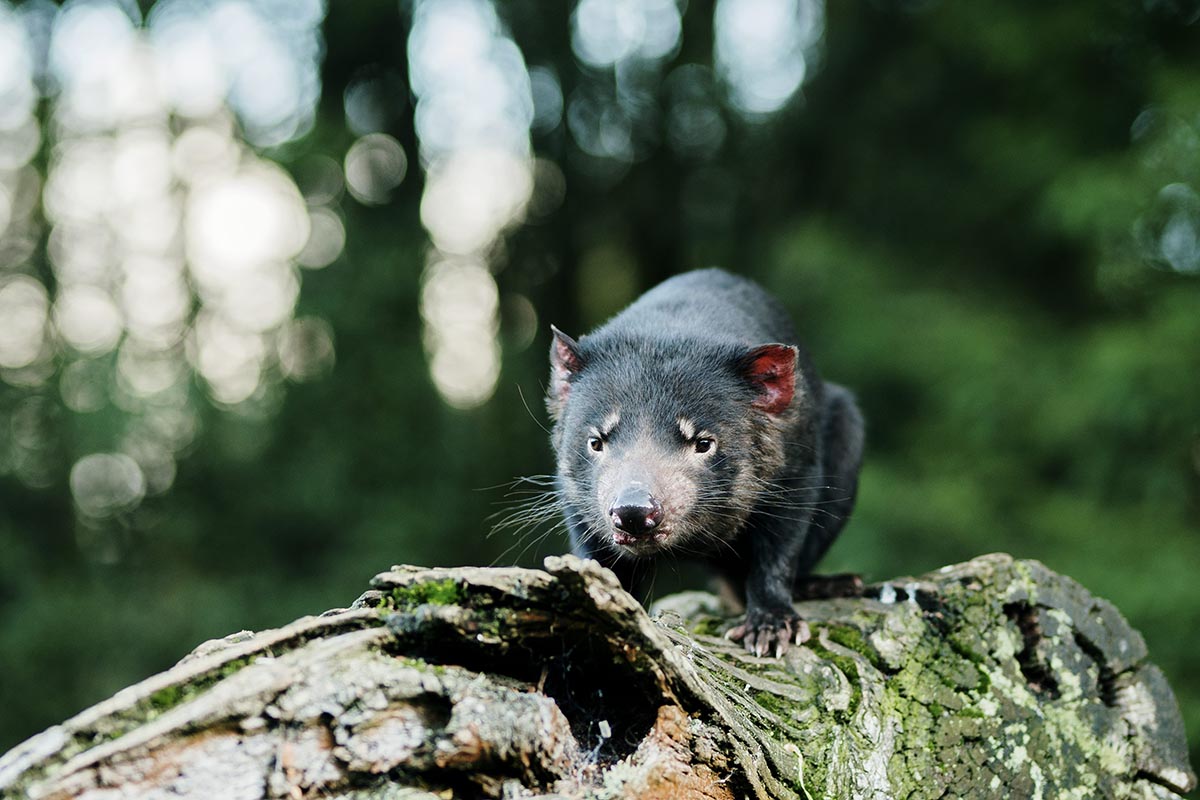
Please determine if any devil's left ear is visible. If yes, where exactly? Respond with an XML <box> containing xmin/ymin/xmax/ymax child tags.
<box><xmin>547</xmin><ymin>325</ymin><xmax>584</xmax><ymax>419</ymax></box>
<box><xmin>738</xmin><ymin>343</ymin><xmax>799</xmax><ymax>416</ymax></box>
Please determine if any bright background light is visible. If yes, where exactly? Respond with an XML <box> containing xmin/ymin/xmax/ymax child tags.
<box><xmin>0</xmin><ymin>0</ymin><xmax>336</xmax><ymax>518</ymax></box>
<box><xmin>407</xmin><ymin>0</ymin><xmax>535</xmax><ymax>410</ymax></box>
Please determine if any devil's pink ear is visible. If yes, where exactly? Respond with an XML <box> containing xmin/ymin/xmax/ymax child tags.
<box><xmin>547</xmin><ymin>325</ymin><xmax>584</xmax><ymax>418</ymax></box>
<box><xmin>740</xmin><ymin>343</ymin><xmax>799</xmax><ymax>416</ymax></box>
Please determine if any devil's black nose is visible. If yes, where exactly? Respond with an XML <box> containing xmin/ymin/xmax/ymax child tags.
<box><xmin>609</xmin><ymin>489</ymin><xmax>663</xmax><ymax>537</ymax></box>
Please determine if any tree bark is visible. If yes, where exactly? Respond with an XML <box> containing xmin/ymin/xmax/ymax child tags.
<box><xmin>0</xmin><ymin>553</ymin><xmax>1194</xmax><ymax>799</ymax></box>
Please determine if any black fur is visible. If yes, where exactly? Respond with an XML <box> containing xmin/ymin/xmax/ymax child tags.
<box><xmin>547</xmin><ymin>269</ymin><xmax>864</xmax><ymax>656</ymax></box>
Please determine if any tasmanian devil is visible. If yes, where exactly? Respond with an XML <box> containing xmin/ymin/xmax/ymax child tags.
<box><xmin>546</xmin><ymin>268</ymin><xmax>864</xmax><ymax>657</ymax></box>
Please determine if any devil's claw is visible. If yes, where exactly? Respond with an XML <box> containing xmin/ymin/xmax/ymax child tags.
<box><xmin>726</xmin><ymin>608</ymin><xmax>810</xmax><ymax>657</ymax></box>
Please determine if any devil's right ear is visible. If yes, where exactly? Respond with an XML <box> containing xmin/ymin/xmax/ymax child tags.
<box><xmin>547</xmin><ymin>325</ymin><xmax>584</xmax><ymax>420</ymax></box>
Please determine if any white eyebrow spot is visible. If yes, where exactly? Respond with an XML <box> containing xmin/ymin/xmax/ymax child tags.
<box><xmin>601</xmin><ymin>410</ymin><xmax>620</xmax><ymax>436</ymax></box>
<box><xmin>678</xmin><ymin>417</ymin><xmax>696</xmax><ymax>440</ymax></box>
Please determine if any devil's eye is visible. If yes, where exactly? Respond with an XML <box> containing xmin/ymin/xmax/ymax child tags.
<box><xmin>694</xmin><ymin>438</ymin><xmax>715</xmax><ymax>454</ymax></box>
<box><xmin>588</xmin><ymin>436</ymin><xmax>604</xmax><ymax>453</ymax></box>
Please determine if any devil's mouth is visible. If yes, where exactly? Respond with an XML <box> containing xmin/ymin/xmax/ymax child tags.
<box><xmin>612</xmin><ymin>529</ymin><xmax>670</xmax><ymax>549</ymax></box>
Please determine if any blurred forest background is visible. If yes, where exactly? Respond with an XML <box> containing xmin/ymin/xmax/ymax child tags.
<box><xmin>0</xmin><ymin>0</ymin><xmax>1197</xmax><ymax>779</ymax></box>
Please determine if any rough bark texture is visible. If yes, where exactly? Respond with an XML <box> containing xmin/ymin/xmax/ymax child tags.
<box><xmin>0</xmin><ymin>553</ymin><xmax>1193</xmax><ymax>800</ymax></box>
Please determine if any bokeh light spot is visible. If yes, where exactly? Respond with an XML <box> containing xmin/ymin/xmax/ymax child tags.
<box><xmin>117</xmin><ymin>339</ymin><xmax>186</xmax><ymax>398</ymax></box>
<box><xmin>714</xmin><ymin>0</ymin><xmax>823</xmax><ymax>116</ymax></box>
<box><xmin>60</xmin><ymin>358</ymin><xmax>109</xmax><ymax>413</ymax></box>
<box><xmin>69</xmin><ymin>452</ymin><xmax>146</xmax><ymax>518</ymax></box>
<box><xmin>188</xmin><ymin>311</ymin><xmax>266</xmax><ymax>405</ymax></box>
<box><xmin>53</xmin><ymin>285</ymin><xmax>124</xmax><ymax>355</ymax></box>
<box><xmin>297</xmin><ymin>207</ymin><xmax>346</xmax><ymax>269</ymax></box>
<box><xmin>527</xmin><ymin>158</ymin><xmax>567</xmax><ymax>219</ymax></box>
<box><xmin>343</xmin><ymin>132</ymin><xmax>407</xmax><ymax>206</ymax></box>
<box><xmin>187</xmin><ymin>163</ymin><xmax>310</xmax><ymax>279</ymax></box>
<box><xmin>501</xmin><ymin>292</ymin><xmax>538</xmax><ymax>352</ymax></box>
<box><xmin>0</xmin><ymin>275</ymin><xmax>49</xmax><ymax>371</ymax></box>
<box><xmin>571</xmin><ymin>0</ymin><xmax>682</xmax><ymax>68</ymax></box>
<box><xmin>528</xmin><ymin>66</ymin><xmax>563</xmax><ymax>134</ymax></box>
<box><xmin>343</xmin><ymin>69</ymin><xmax>405</xmax><ymax>136</ymax></box>
<box><xmin>292</xmin><ymin>154</ymin><xmax>344</xmax><ymax>205</ymax></box>
<box><xmin>420</xmin><ymin>259</ymin><xmax>501</xmax><ymax>409</ymax></box>
<box><xmin>278</xmin><ymin>316</ymin><xmax>336</xmax><ymax>381</ymax></box>
<box><xmin>420</xmin><ymin>148</ymin><xmax>532</xmax><ymax>255</ymax></box>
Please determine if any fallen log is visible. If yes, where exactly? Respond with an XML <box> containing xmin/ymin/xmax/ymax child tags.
<box><xmin>0</xmin><ymin>553</ymin><xmax>1193</xmax><ymax>799</ymax></box>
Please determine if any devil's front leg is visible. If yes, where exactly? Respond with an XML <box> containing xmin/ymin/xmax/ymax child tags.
<box><xmin>724</xmin><ymin>513</ymin><xmax>813</xmax><ymax>658</ymax></box>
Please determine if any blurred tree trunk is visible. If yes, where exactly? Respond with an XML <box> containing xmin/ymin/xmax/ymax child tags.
<box><xmin>1</xmin><ymin>554</ymin><xmax>1193</xmax><ymax>800</ymax></box>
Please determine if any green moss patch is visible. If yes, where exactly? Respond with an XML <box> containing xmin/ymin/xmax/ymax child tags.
<box><xmin>822</xmin><ymin>624</ymin><xmax>887</xmax><ymax>672</ymax></box>
<box><xmin>807</xmin><ymin>641</ymin><xmax>863</xmax><ymax>719</ymax></box>
<box><xmin>389</xmin><ymin>579</ymin><xmax>463</xmax><ymax>610</ymax></box>
<box><xmin>691</xmin><ymin>616</ymin><xmax>725</xmax><ymax>637</ymax></box>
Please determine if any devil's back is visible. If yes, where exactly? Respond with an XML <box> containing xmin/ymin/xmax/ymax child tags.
<box><xmin>594</xmin><ymin>268</ymin><xmax>798</xmax><ymax>348</ymax></box>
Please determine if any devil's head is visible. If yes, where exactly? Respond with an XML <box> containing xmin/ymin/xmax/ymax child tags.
<box><xmin>546</xmin><ymin>325</ymin><xmax>805</xmax><ymax>557</ymax></box>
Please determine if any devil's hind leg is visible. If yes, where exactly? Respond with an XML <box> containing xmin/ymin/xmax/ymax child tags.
<box><xmin>794</xmin><ymin>382</ymin><xmax>865</xmax><ymax>575</ymax></box>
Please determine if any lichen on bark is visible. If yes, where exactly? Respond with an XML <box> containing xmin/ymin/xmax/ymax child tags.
<box><xmin>0</xmin><ymin>554</ymin><xmax>1193</xmax><ymax>799</ymax></box>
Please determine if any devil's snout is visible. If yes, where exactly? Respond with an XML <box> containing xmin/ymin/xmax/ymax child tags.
<box><xmin>608</xmin><ymin>486</ymin><xmax>663</xmax><ymax>538</ymax></box>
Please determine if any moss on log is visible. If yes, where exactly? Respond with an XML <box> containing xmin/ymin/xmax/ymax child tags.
<box><xmin>0</xmin><ymin>553</ymin><xmax>1193</xmax><ymax>799</ymax></box>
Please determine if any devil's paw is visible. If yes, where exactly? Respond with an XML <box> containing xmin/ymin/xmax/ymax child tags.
<box><xmin>726</xmin><ymin>605</ymin><xmax>811</xmax><ymax>658</ymax></box>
